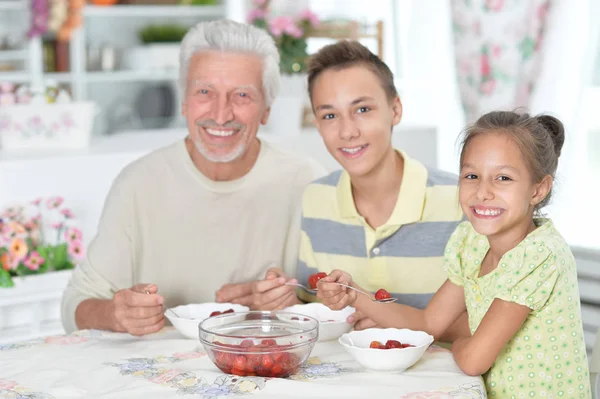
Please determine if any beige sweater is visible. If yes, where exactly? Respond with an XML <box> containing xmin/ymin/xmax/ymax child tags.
<box><xmin>61</xmin><ymin>139</ymin><xmax>325</xmax><ymax>333</ymax></box>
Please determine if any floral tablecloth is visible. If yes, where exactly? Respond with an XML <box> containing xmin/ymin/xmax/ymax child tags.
<box><xmin>0</xmin><ymin>327</ymin><xmax>486</xmax><ymax>398</ymax></box>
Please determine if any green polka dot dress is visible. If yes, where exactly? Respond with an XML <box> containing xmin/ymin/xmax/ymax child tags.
<box><xmin>444</xmin><ymin>220</ymin><xmax>591</xmax><ymax>398</ymax></box>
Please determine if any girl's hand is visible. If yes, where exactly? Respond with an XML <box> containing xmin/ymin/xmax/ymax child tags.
<box><xmin>316</xmin><ymin>269</ymin><xmax>357</xmax><ymax>310</ymax></box>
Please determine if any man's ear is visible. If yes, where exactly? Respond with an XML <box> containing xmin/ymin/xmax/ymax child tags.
<box><xmin>261</xmin><ymin>107</ymin><xmax>271</xmax><ymax>125</ymax></box>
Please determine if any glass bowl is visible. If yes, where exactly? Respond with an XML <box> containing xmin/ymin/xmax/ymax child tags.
<box><xmin>199</xmin><ymin>311</ymin><xmax>318</xmax><ymax>378</ymax></box>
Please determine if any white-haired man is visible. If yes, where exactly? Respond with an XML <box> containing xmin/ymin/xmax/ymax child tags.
<box><xmin>61</xmin><ymin>20</ymin><xmax>324</xmax><ymax>336</ymax></box>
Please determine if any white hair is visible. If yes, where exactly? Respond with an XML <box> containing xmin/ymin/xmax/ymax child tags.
<box><xmin>179</xmin><ymin>19</ymin><xmax>280</xmax><ymax>107</ymax></box>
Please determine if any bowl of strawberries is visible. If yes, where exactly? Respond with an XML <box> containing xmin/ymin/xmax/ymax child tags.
<box><xmin>339</xmin><ymin>328</ymin><xmax>434</xmax><ymax>372</ymax></box>
<box><xmin>165</xmin><ymin>303</ymin><xmax>250</xmax><ymax>340</ymax></box>
<box><xmin>199</xmin><ymin>311</ymin><xmax>318</xmax><ymax>378</ymax></box>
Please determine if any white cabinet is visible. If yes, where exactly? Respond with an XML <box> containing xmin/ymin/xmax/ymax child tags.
<box><xmin>0</xmin><ymin>0</ymin><xmax>238</xmax><ymax>134</ymax></box>
<box><xmin>0</xmin><ymin>270</ymin><xmax>72</xmax><ymax>344</ymax></box>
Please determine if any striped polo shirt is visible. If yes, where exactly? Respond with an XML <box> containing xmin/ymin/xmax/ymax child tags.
<box><xmin>296</xmin><ymin>150</ymin><xmax>464</xmax><ymax>308</ymax></box>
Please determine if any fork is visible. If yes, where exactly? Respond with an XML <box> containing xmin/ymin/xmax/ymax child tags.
<box><xmin>285</xmin><ymin>282</ymin><xmax>398</xmax><ymax>304</ymax></box>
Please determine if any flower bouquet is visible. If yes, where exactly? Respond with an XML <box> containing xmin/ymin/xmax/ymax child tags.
<box><xmin>0</xmin><ymin>197</ymin><xmax>84</xmax><ymax>287</ymax></box>
<box><xmin>248</xmin><ymin>0</ymin><xmax>319</xmax><ymax>74</ymax></box>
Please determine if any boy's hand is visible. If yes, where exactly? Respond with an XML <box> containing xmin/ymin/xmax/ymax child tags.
<box><xmin>316</xmin><ymin>269</ymin><xmax>357</xmax><ymax>310</ymax></box>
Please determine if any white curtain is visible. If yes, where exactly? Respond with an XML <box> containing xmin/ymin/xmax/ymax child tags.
<box><xmin>527</xmin><ymin>0</ymin><xmax>594</xmax><ymax>241</ymax></box>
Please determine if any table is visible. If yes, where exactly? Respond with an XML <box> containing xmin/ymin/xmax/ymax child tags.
<box><xmin>0</xmin><ymin>327</ymin><xmax>487</xmax><ymax>398</ymax></box>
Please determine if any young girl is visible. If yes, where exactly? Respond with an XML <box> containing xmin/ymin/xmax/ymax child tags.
<box><xmin>318</xmin><ymin>110</ymin><xmax>592</xmax><ymax>398</ymax></box>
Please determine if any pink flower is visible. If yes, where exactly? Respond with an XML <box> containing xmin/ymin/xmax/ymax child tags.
<box><xmin>31</xmin><ymin>198</ymin><xmax>42</xmax><ymax>206</ymax></box>
<box><xmin>480</xmin><ymin>53</ymin><xmax>491</xmax><ymax>77</ymax></box>
<box><xmin>24</xmin><ymin>251</ymin><xmax>44</xmax><ymax>271</ymax></box>
<box><xmin>1</xmin><ymin>252</ymin><xmax>19</xmax><ymax>271</ymax></box>
<box><xmin>492</xmin><ymin>45</ymin><xmax>502</xmax><ymax>58</ymax></box>
<box><xmin>0</xmin><ymin>378</ymin><xmax>17</xmax><ymax>390</ymax></box>
<box><xmin>480</xmin><ymin>79</ymin><xmax>496</xmax><ymax>95</ymax></box>
<box><xmin>149</xmin><ymin>369</ymin><xmax>181</xmax><ymax>384</ymax></box>
<box><xmin>46</xmin><ymin>196</ymin><xmax>64</xmax><ymax>209</ymax></box>
<box><xmin>64</xmin><ymin>227</ymin><xmax>82</xmax><ymax>243</ymax></box>
<box><xmin>68</xmin><ymin>240</ymin><xmax>85</xmax><ymax>261</ymax></box>
<box><xmin>44</xmin><ymin>335</ymin><xmax>88</xmax><ymax>345</ymax></box>
<box><xmin>288</xmin><ymin>25</ymin><xmax>304</xmax><ymax>38</ymax></box>
<box><xmin>485</xmin><ymin>0</ymin><xmax>504</xmax><ymax>11</ymax></box>
<box><xmin>247</xmin><ymin>8</ymin><xmax>267</xmax><ymax>23</ymax></box>
<box><xmin>172</xmin><ymin>351</ymin><xmax>206</xmax><ymax>360</ymax></box>
<box><xmin>269</xmin><ymin>16</ymin><xmax>301</xmax><ymax>38</ymax></box>
<box><xmin>61</xmin><ymin>208</ymin><xmax>74</xmax><ymax>218</ymax></box>
<box><xmin>51</xmin><ymin>222</ymin><xmax>63</xmax><ymax>230</ymax></box>
<box><xmin>299</xmin><ymin>9</ymin><xmax>319</xmax><ymax>27</ymax></box>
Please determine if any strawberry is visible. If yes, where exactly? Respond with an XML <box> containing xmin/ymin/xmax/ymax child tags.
<box><xmin>374</xmin><ymin>289</ymin><xmax>391</xmax><ymax>300</ymax></box>
<box><xmin>261</xmin><ymin>354</ymin><xmax>274</xmax><ymax>370</ymax></box>
<box><xmin>308</xmin><ymin>272</ymin><xmax>327</xmax><ymax>289</ymax></box>
<box><xmin>378</xmin><ymin>345</ymin><xmax>388</xmax><ymax>349</ymax></box>
<box><xmin>385</xmin><ymin>340</ymin><xmax>402</xmax><ymax>349</ymax></box>
<box><xmin>222</xmin><ymin>309</ymin><xmax>234</xmax><ymax>314</ymax></box>
<box><xmin>246</xmin><ymin>354</ymin><xmax>261</xmax><ymax>372</ymax></box>
<box><xmin>240</xmin><ymin>339</ymin><xmax>254</xmax><ymax>348</ymax></box>
<box><xmin>261</xmin><ymin>339</ymin><xmax>277</xmax><ymax>346</ymax></box>
<box><xmin>233</xmin><ymin>355</ymin><xmax>247</xmax><ymax>371</ymax></box>
<box><xmin>230</xmin><ymin>367</ymin><xmax>246</xmax><ymax>376</ymax></box>
<box><xmin>209</xmin><ymin>311</ymin><xmax>222</xmax><ymax>317</ymax></box>
<box><xmin>271</xmin><ymin>363</ymin><xmax>284</xmax><ymax>377</ymax></box>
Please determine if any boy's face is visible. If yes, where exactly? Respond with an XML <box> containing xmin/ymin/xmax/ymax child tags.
<box><xmin>311</xmin><ymin>65</ymin><xmax>402</xmax><ymax>178</ymax></box>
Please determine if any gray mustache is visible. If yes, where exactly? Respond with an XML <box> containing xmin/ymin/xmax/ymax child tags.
<box><xmin>196</xmin><ymin>120</ymin><xmax>244</xmax><ymax>130</ymax></box>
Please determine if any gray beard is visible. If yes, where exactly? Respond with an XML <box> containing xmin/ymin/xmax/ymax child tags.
<box><xmin>191</xmin><ymin>135</ymin><xmax>246</xmax><ymax>163</ymax></box>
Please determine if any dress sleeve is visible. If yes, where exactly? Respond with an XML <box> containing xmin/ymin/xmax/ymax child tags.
<box><xmin>443</xmin><ymin>221</ymin><xmax>472</xmax><ymax>287</ymax></box>
<box><xmin>495</xmin><ymin>242</ymin><xmax>559</xmax><ymax>312</ymax></box>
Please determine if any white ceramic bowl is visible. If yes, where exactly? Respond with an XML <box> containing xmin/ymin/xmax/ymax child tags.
<box><xmin>284</xmin><ymin>303</ymin><xmax>354</xmax><ymax>342</ymax></box>
<box><xmin>165</xmin><ymin>303</ymin><xmax>250</xmax><ymax>340</ymax></box>
<box><xmin>339</xmin><ymin>328</ymin><xmax>434</xmax><ymax>372</ymax></box>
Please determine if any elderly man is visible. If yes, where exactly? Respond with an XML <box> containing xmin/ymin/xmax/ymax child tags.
<box><xmin>61</xmin><ymin>20</ymin><xmax>323</xmax><ymax>336</ymax></box>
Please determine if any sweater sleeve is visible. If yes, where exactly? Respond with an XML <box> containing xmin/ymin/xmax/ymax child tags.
<box><xmin>61</xmin><ymin>168</ymin><xmax>137</xmax><ymax>333</ymax></box>
<box><xmin>281</xmin><ymin>159</ymin><xmax>327</xmax><ymax>277</ymax></box>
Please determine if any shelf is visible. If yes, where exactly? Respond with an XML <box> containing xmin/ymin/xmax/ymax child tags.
<box><xmin>45</xmin><ymin>72</ymin><xmax>73</xmax><ymax>83</ymax></box>
<box><xmin>0</xmin><ymin>0</ymin><xmax>26</xmax><ymax>11</ymax></box>
<box><xmin>0</xmin><ymin>71</ymin><xmax>29</xmax><ymax>82</ymax></box>
<box><xmin>83</xmin><ymin>4</ymin><xmax>224</xmax><ymax>18</ymax></box>
<box><xmin>86</xmin><ymin>70</ymin><xmax>178</xmax><ymax>83</ymax></box>
<box><xmin>0</xmin><ymin>49</ymin><xmax>27</xmax><ymax>62</ymax></box>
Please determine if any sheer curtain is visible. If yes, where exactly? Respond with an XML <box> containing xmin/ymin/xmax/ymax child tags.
<box><xmin>451</xmin><ymin>0</ymin><xmax>551</xmax><ymax>123</ymax></box>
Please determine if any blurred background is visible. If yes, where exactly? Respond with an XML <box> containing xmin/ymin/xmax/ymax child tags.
<box><xmin>0</xmin><ymin>0</ymin><xmax>598</xmax><ymax>365</ymax></box>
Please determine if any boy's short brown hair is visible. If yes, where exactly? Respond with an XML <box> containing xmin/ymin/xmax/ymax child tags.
<box><xmin>307</xmin><ymin>40</ymin><xmax>398</xmax><ymax>103</ymax></box>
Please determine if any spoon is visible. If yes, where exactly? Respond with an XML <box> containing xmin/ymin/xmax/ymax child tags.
<box><xmin>285</xmin><ymin>282</ymin><xmax>397</xmax><ymax>304</ymax></box>
<box><xmin>146</xmin><ymin>289</ymin><xmax>179</xmax><ymax>317</ymax></box>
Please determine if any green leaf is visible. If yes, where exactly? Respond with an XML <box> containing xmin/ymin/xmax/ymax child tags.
<box><xmin>51</xmin><ymin>244</ymin><xmax>68</xmax><ymax>271</ymax></box>
<box><xmin>0</xmin><ymin>269</ymin><xmax>14</xmax><ymax>287</ymax></box>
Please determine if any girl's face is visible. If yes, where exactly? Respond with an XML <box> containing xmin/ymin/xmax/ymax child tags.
<box><xmin>459</xmin><ymin>131</ymin><xmax>551</xmax><ymax>240</ymax></box>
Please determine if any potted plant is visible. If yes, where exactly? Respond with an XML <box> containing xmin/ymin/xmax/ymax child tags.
<box><xmin>122</xmin><ymin>24</ymin><xmax>189</xmax><ymax>71</ymax></box>
<box><xmin>248</xmin><ymin>0</ymin><xmax>319</xmax><ymax>135</ymax></box>
<box><xmin>0</xmin><ymin>196</ymin><xmax>85</xmax><ymax>288</ymax></box>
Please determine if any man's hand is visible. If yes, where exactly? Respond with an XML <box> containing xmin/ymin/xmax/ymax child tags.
<box><xmin>111</xmin><ymin>283</ymin><xmax>165</xmax><ymax>336</ymax></box>
<box><xmin>249</xmin><ymin>268</ymin><xmax>300</xmax><ymax>310</ymax></box>
<box><xmin>347</xmin><ymin>311</ymin><xmax>378</xmax><ymax>331</ymax></box>
<box><xmin>215</xmin><ymin>282</ymin><xmax>255</xmax><ymax>306</ymax></box>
